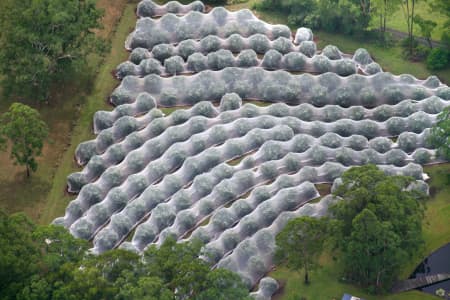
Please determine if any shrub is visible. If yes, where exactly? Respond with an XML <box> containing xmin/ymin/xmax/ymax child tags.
<box><xmin>283</xmin><ymin>52</ymin><xmax>306</xmax><ymax>71</ymax></box>
<box><xmin>369</xmin><ymin>137</ymin><xmax>392</xmax><ymax>153</ymax></box>
<box><xmin>249</xmin><ymin>34</ymin><xmax>271</xmax><ymax>54</ymax></box>
<box><xmin>207</xmin><ymin>49</ymin><xmax>235</xmax><ymax>70</ymax></box>
<box><xmin>353</xmin><ymin>48</ymin><xmax>372</xmax><ymax>65</ymax></box>
<box><xmin>139</xmin><ymin>58</ymin><xmax>162</xmax><ymax>75</ymax></box>
<box><xmin>322</xmin><ymin>45</ymin><xmax>341</xmax><ymax>60</ymax></box>
<box><xmin>335</xmin><ymin>59</ymin><xmax>357</xmax><ymax>76</ymax></box>
<box><xmin>299</xmin><ymin>41</ymin><xmax>317</xmax><ymax>57</ymax></box>
<box><xmin>164</xmin><ymin>56</ymin><xmax>185</xmax><ymax>75</ymax></box>
<box><xmin>200</xmin><ymin>35</ymin><xmax>222</xmax><ymax>53</ymax></box>
<box><xmin>187</xmin><ymin>53</ymin><xmax>208</xmax><ymax>73</ymax></box>
<box><xmin>427</xmin><ymin>48</ymin><xmax>449</xmax><ymax>70</ymax></box>
<box><xmin>152</xmin><ymin>43</ymin><xmax>175</xmax><ymax>63</ymax></box>
<box><xmin>320</xmin><ymin>132</ymin><xmax>343</xmax><ymax>148</ymax></box>
<box><xmin>236</xmin><ymin>49</ymin><xmax>259</xmax><ymax>67</ymax></box>
<box><xmin>273</xmin><ymin>37</ymin><xmax>294</xmax><ymax>54</ymax></box>
<box><xmin>129</xmin><ymin>47</ymin><xmax>149</xmax><ymax>64</ymax></box>
<box><xmin>227</xmin><ymin>34</ymin><xmax>245</xmax><ymax>53</ymax></box>
<box><xmin>262</xmin><ymin>50</ymin><xmax>283</xmax><ymax>69</ymax></box>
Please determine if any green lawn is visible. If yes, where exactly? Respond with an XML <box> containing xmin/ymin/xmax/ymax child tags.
<box><xmin>384</xmin><ymin>1</ymin><xmax>447</xmax><ymax>41</ymax></box>
<box><xmin>271</xmin><ymin>265</ymin><xmax>441</xmax><ymax>300</ymax></box>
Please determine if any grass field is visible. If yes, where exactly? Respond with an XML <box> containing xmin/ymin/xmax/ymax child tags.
<box><xmin>384</xmin><ymin>1</ymin><xmax>447</xmax><ymax>41</ymax></box>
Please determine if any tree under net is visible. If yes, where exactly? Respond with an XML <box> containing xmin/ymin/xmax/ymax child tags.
<box><xmin>53</xmin><ymin>1</ymin><xmax>450</xmax><ymax>298</ymax></box>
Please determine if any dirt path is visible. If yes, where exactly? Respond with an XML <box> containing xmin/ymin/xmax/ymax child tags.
<box><xmin>384</xmin><ymin>28</ymin><xmax>444</xmax><ymax>48</ymax></box>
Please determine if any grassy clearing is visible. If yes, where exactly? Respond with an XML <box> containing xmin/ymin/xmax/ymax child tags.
<box><xmin>271</xmin><ymin>264</ymin><xmax>439</xmax><ymax>300</ymax></box>
<box><xmin>270</xmin><ymin>163</ymin><xmax>450</xmax><ymax>300</ymax></box>
<box><xmin>40</xmin><ymin>3</ymin><xmax>138</xmax><ymax>225</ymax></box>
<box><xmin>0</xmin><ymin>0</ymin><xmax>131</xmax><ymax>221</ymax></box>
<box><xmin>384</xmin><ymin>1</ymin><xmax>447</xmax><ymax>41</ymax></box>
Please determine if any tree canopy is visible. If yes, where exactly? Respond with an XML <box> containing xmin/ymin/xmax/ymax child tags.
<box><xmin>0</xmin><ymin>211</ymin><xmax>251</xmax><ymax>300</ymax></box>
<box><xmin>330</xmin><ymin>164</ymin><xmax>426</xmax><ymax>292</ymax></box>
<box><xmin>0</xmin><ymin>0</ymin><xmax>105</xmax><ymax>101</ymax></box>
<box><xmin>429</xmin><ymin>107</ymin><xmax>450</xmax><ymax>159</ymax></box>
<box><xmin>0</xmin><ymin>103</ymin><xmax>49</xmax><ymax>177</ymax></box>
<box><xmin>275</xmin><ymin>216</ymin><xmax>328</xmax><ymax>284</ymax></box>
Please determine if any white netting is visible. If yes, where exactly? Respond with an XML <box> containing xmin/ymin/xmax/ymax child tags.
<box><xmin>137</xmin><ymin>0</ymin><xmax>205</xmax><ymax>18</ymax></box>
<box><xmin>126</xmin><ymin>8</ymin><xmax>291</xmax><ymax>50</ymax></box>
<box><xmin>52</xmin><ymin>1</ymin><xmax>449</xmax><ymax>297</ymax></box>
<box><xmin>110</xmin><ymin>68</ymin><xmax>448</xmax><ymax>107</ymax></box>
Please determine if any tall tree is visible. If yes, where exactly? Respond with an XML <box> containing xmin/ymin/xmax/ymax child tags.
<box><xmin>331</xmin><ymin>165</ymin><xmax>426</xmax><ymax>292</ymax></box>
<box><xmin>0</xmin><ymin>103</ymin><xmax>48</xmax><ymax>177</ymax></box>
<box><xmin>430</xmin><ymin>0</ymin><xmax>450</xmax><ymax>47</ymax></box>
<box><xmin>6</xmin><ymin>221</ymin><xmax>251</xmax><ymax>300</ymax></box>
<box><xmin>345</xmin><ymin>209</ymin><xmax>404</xmax><ymax>290</ymax></box>
<box><xmin>415</xmin><ymin>15</ymin><xmax>436</xmax><ymax>48</ymax></box>
<box><xmin>373</xmin><ymin>0</ymin><xmax>401</xmax><ymax>41</ymax></box>
<box><xmin>0</xmin><ymin>0</ymin><xmax>104</xmax><ymax>101</ymax></box>
<box><xmin>0</xmin><ymin>212</ymin><xmax>37</xmax><ymax>299</ymax></box>
<box><xmin>0</xmin><ymin>211</ymin><xmax>88</xmax><ymax>300</ymax></box>
<box><xmin>401</xmin><ymin>0</ymin><xmax>420</xmax><ymax>56</ymax></box>
<box><xmin>275</xmin><ymin>216</ymin><xmax>328</xmax><ymax>284</ymax></box>
<box><xmin>429</xmin><ymin>107</ymin><xmax>450</xmax><ymax>159</ymax></box>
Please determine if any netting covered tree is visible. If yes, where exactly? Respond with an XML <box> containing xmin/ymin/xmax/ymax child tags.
<box><xmin>52</xmin><ymin>2</ymin><xmax>450</xmax><ymax>298</ymax></box>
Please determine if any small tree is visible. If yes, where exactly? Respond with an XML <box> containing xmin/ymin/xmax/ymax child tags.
<box><xmin>0</xmin><ymin>103</ymin><xmax>49</xmax><ymax>177</ymax></box>
<box><xmin>429</xmin><ymin>107</ymin><xmax>450</xmax><ymax>159</ymax></box>
<box><xmin>415</xmin><ymin>15</ymin><xmax>436</xmax><ymax>48</ymax></box>
<box><xmin>401</xmin><ymin>0</ymin><xmax>418</xmax><ymax>56</ymax></box>
<box><xmin>373</xmin><ymin>0</ymin><xmax>401</xmax><ymax>42</ymax></box>
<box><xmin>275</xmin><ymin>216</ymin><xmax>328</xmax><ymax>284</ymax></box>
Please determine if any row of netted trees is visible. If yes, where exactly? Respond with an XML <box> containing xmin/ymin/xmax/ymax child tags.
<box><xmin>55</xmin><ymin>1</ymin><xmax>450</xmax><ymax>298</ymax></box>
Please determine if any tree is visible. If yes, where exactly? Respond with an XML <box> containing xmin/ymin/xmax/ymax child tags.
<box><xmin>345</xmin><ymin>209</ymin><xmax>405</xmax><ymax>290</ymax></box>
<box><xmin>0</xmin><ymin>0</ymin><xmax>105</xmax><ymax>101</ymax></box>
<box><xmin>0</xmin><ymin>103</ymin><xmax>49</xmax><ymax>177</ymax></box>
<box><xmin>275</xmin><ymin>216</ymin><xmax>328</xmax><ymax>284</ymax></box>
<box><xmin>330</xmin><ymin>165</ymin><xmax>426</xmax><ymax>292</ymax></box>
<box><xmin>0</xmin><ymin>211</ymin><xmax>38</xmax><ymax>299</ymax></box>
<box><xmin>429</xmin><ymin>107</ymin><xmax>450</xmax><ymax>159</ymax></box>
<box><xmin>196</xmin><ymin>269</ymin><xmax>253</xmax><ymax>300</ymax></box>
<box><xmin>143</xmin><ymin>237</ymin><xmax>251</xmax><ymax>300</ymax></box>
<box><xmin>415</xmin><ymin>15</ymin><xmax>436</xmax><ymax>48</ymax></box>
<box><xmin>373</xmin><ymin>0</ymin><xmax>401</xmax><ymax>41</ymax></box>
<box><xmin>430</xmin><ymin>0</ymin><xmax>450</xmax><ymax>47</ymax></box>
<box><xmin>22</xmin><ymin>239</ymin><xmax>250</xmax><ymax>300</ymax></box>
<box><xmin>0</xmin><ymin>211</ymin><xmax>88</xmax><ymax>300</ymax></box>
<box><xmin>1</xmin><ymin>211</ymin><xmax>251</xmax><ymax>300</ymax></box>
<box><xmin>256</xmin><ymin>0</ymin><xmax>317</xmax><ymax>26</ymax></box>
<box><xmin>401</xmin><ymin>0</ymin><xmax>419</xmax><ymax>56</ymax></box>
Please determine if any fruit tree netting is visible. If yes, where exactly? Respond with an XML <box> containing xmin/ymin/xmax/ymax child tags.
<box><xmin>53</xmin><ymin>1</ymin><xmax>450</xmax><ymax>298</ymax></box>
